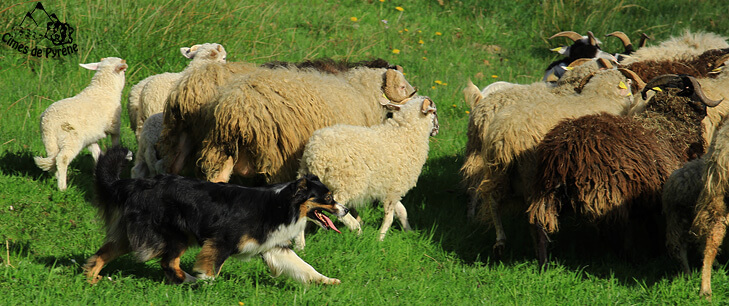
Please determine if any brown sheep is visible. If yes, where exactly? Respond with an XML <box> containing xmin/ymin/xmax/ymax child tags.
<box><xmin>528</xmin><ymin>74</ymin><xmax>723</xmax><ymax>267</ymax></box>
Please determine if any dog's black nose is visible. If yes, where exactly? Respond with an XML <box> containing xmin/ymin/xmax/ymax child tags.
<box><xmin>343</xmin><ymin>207</ymin><xmax>350</xmax><ymax>215</ymax></box>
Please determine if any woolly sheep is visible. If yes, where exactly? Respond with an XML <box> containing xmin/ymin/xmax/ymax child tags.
<box><xmin>297</xmin><ymin>96</ymin><xmax>439</xmax><ymax>247</ymax></box>
<box><xmin>620</xmin><ymin>30</ymin><xmax>729</xmax><ymax>65</ymax></box>
<box><xmin>197</xmin><ymin>62</ymin><xmax>416</xmax><ymax>184</ymax></box>
<box><xmin>130</xmin><ymin>112</ymin><xmax>164</xmax><ymax>179</ymax></box>
<box><xmin>529</xmin><ymin>74</ymin><xmax>722</xmax><ymax>267</ymax></box>
<box><xmin>130</xmin><ymin>43</ymin><xmax>227</xmax><ymax>138</ymax></box>
<box><xmin>690</xmin><ymin>119</ymin><xmax>729</xmax><ymax>299</ymax></box>
<box><xmin>34</xmin><ymin>57</ymin><xmax>128</xmax><ymax>191</ymax></box>
<box><xmin>461</xmin><ymin>61</ymin><xmax>644</xmax><ymax>255</ymax></box>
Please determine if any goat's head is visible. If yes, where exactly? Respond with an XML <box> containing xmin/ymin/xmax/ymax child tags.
<box><xmin>642</xmin><ymin>74</ymin><xmax>723</xmax><ymax>114</ymax></box>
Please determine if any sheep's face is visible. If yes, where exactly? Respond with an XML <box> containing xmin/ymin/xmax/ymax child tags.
<box><xmin>182</xmin><ymin>43</ymin><xmax>227</xmax><ymax>63</ymax></box>
<box><xmin>386</xmin><ymin>96</ymin><xmax>439</xmax><ymax>136</ymax></box>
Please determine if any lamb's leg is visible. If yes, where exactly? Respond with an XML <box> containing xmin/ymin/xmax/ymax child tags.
<box><xmin>261</xmin><ymin>246</ymin><xmax>340</xmax><ymax>285</ymax></box>
<box><xmin>55</xmin><ymin>142</ymin><xmax>84</xmax><ymax>191</ymax></box>
<box><xmin>87</xmin><ymin>143</ymin><xmax>101</xmax><ymax>164</ymax></box>
<box><xmin>339</xmin><ymin>213</ymin><xmax>362</xmax><ymax>234</ymax></box>
<box><xmin>379</xmin><ymin>199</ymin><xmax>397</xmax><ymax>241</ymax></box>
<box><xmin>83</xmin><ymin>241</ymin><xmax>130</xmax><ymax>284</ymax></box>
<box><xmin>394</xmin><ymin>201</ymin><xmax>412</xmax><ymax>231</ymax></box>
<box><xmin>699</xmin><ymin>198</ymin><xmax>728</xmax><ymax>299</ymax></box>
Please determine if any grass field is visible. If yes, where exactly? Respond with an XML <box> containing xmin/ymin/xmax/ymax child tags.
<box><xmin>2</xmin><ymin>0</ymin><xmax>729</xmax><ymax>304</ymax></box>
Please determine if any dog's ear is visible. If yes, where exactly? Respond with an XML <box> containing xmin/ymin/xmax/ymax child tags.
<box><xmin>291</xmin><ymin>177</ymin><xmax>310</xmax><ymax>201</ymax></box>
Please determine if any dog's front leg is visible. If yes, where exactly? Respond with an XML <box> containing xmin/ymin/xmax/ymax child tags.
<box><xmin>261</xmin><ymin>246</ymin><xmax>340</xmax><ymax>285</ymax></box>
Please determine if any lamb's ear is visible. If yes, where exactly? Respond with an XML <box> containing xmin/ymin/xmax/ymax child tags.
<box><xmin>182</xmin><ymin>44</ymin><xmax>201</xmax><ymax>59</ymax></box>
<box><xmin>208</xmin><ymin>49</ymin><xmax>219</xmax><ymax>60</ymax></box>
<box><xmin>395</xmin><ymin>65</ymin><xmax>404</xmax><ymax>73</ymax></box>
<box><xmin>79</xmin><ymin>62</ymin><xmax>100</xmax><ymax>70</ymax></box>
<box><xmin>383</xmin><ymin>69</ymin><xmax>416</xmax><ymax>103</ymax></box>
<box><xmin>384</xmin><ymin>102</ymin><xmax>401</xmax><ymax>111</ymax></box>
<box><xmin>180</xmin><ymin>47</ymin><xmax>192</xmax><ymax>58</ymax></box>
<box><xmin>217</xmin><ymin>44</ymin><xmax>224</xmax><ymax>52</ymax></box>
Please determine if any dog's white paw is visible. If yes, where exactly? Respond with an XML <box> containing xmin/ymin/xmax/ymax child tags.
<box><xmin>321</xmin><ymin>277</ymin><xmax>341</xmax><ymax>285</ymax></box>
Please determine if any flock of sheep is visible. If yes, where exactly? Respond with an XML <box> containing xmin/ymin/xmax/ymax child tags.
<box><xmin>29</xmin><ymin>29</ymin><xmax>729</xmax><ymax>298</ymax></box>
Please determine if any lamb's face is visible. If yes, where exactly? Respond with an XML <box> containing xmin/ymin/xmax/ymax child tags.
<box><xmin>184</xmin><ymin>43</ymin><xmax>227</xmax><ymax>63</ymax></box>
<box><xmin>80</xmin><ymin>57</ymin><xmax>127</xmax><ymax>75</ymax></box>
<box><xmin>389</xmin><ymin>96</ymin><xmax>439</xmax><ymax>136</ymax></box>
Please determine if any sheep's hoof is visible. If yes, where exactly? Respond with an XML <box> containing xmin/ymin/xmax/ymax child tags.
<box><xmin>493</xmin><ymin>239</ymin><xmax>506</xmax><ymax>259</ymax></box>
<box><xmin>700</xmin><ymin>288</ymin><xmax>712</xmax><ymax>301</ymax></box>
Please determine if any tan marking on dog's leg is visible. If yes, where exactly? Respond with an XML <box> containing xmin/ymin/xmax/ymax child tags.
<box><xmin>394</xmin><ymin>201</ymin><xmax>411</xmax><ymax>231</ymax></box>
<box><xmin>699</xmin><ymin>201</ymin><xmax>728</xmax><ymax>299</ymax></box>
<box><xmin>161</xmin><ymin>248</ymin><xmax>196</xmax><ymax>284</ymax></box>
<box><xmin>193</xmin><ymin>240</ymin><xmax>219</xmax><ymax>279</ymax></box>
<box><xmin>209</xmin><ymin>156</ymin><xmax>235</xmax><ymax>183</ymax></box>
<box><xmin>261</xmin><ymin>247</ymin><xmax>340</xmax><ymax>285</ymax></box>
<box><xmin>83</xmin><ymin>242</ymin><xmax>129</xmax><ymax>284</ymax></box>
<box><xmin>379</xmin><ymin>200</ymin><xmax>397</xmax><ymax>241</ymax></box>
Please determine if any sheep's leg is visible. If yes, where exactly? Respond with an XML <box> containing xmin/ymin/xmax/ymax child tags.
<box><xmin>87</xmin><ymin>143</ymin><xmax>101</xmax><ymax>164</ymax></box>
<box><xmin>467</xmin><ymin>192</ymin><xmax>479</xmax><ymax>220</ymax></box>
<box><xmin>169</xmin><ymin>132</ymin><xmax>190</xmax><ymax>175</ymax></box>
<box><xmin>110</xmin><ymin>131</ymin><xmax>120</xmax><ymax>147</ymax></box>
<box><xmin>531</xmin><ymin>224</ymin><xmax>549</xmax><ymax>270</ymax></box>
<box><xmin>379</xmin><ymin>200</ymin><xmax>397</xmax><ymax>241</ymax></box>
<box><xmin>394</xmin><ymin>201</ymin><xmax>412</xmax><ymax>231</ymax></box>
<box><xmin>261</xmin><ymin>246</ymin><xmax>340</xmax><ymax>284</ymax></box>
<box><xmin>699</xmin><ymin>203</ymin><xmax>728</xmax><ymax>299</ymax></box>
<box><xmin>490</xmin><ymin>195</ymin><xmax>507</xmax><ymax>258</ymax></box>
<box><xmin>55</xmin><ymin>142</ymin><xmax>83</xmax><ymax>191</ymax></box>
<box><xmin>340</xmin><ymin>213</ymin><xmax>362</xmax><ymax>234</ymax></box>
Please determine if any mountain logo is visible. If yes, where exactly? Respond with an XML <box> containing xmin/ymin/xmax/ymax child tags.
<box><xmin>2</xmin><ymin>2</ymin><xmax>79</xmax><ymax>58</ymax></box>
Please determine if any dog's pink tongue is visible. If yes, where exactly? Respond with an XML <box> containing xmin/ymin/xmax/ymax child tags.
<box><xmin>317</xmin><ymin>211</ymin><xmax>341</xmax><ymax>233</ymax></box>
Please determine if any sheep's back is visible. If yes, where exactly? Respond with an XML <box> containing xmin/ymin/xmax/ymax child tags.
<box><xmin>532</xmin><ymin>113</ymin><xmax>677</xmax><ymax>230</ymax></box>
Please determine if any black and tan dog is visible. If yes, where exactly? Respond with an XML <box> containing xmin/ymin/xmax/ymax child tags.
<box><xmin>83</xmin><ymin>147</ymin><xmax>347</xmax><ymax>285</ymax></box>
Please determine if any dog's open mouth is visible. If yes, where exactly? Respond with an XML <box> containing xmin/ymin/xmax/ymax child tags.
<box><xmin>312</xmin><ymin>210</ymin><xmax>341</xmax><ymax>233</ymax></box>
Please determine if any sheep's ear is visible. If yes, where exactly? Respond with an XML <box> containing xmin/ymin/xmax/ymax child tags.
<box><xmin>384</xmin><ymin>102</ymin><xmax>401</xmax><ymax>111</ymax></box>
<box><xmin>421</xmin><ymin>98</ymin><xmax>436</xmax><ymax>114</ymax></box>
<box><xmin>463</xmin><ymin>80</ymin><xmax>483</xmax><ymax>109</ymax></box>
<box><xmin>180</xmin><ymin>47</ymin><xmax>192</xmax><ymax>58</ymax></box>
<box><xmin>383</xmin><ymin>69</ymin><xmax>416</xmax><ymax>103</ymax></box>
<box><xmin>217</xmin><ymin>44</ymin><xmax>224</xmax><ymax>52</ymax></box>
<box><xmin>79</xmin><ymin>62</ymin><xmax>100</xmax><ymax>70</ymax></box>
<box><xmin>208</xmin><ymin>49</ymin><xmax>219</xmax><ymax>59</ymax></box>
<box><xmin>395</xmin><ymin>65</ymin><xmax>404</xmax><ymax>73</ymax></box>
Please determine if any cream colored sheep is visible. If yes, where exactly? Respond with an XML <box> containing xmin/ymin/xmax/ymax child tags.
<box><xmin>131</xmin><ymin>43</ymin><xmax>227</xmax><ymax>138</ymax></box>
<box><xmin>297</xmin><ymin>96</ymin><xmax>438</xmax><ymax>248</ymax></box>
<box><xmin>34</xmin><ymin>57</ymin><xmax>128</xmax><ymax>191</ymax></box>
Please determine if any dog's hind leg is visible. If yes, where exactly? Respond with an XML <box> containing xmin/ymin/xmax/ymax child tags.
<box><xmin>261</xmin><ymin>246</ymin><xmax>340</xmax><ymax>285</ymax></box>
<box><xmin>160</xmin><ymin>243</ymin><xmax>196</xmax><ymax>284</ymax></box>
<box><xmin>83</xmin><ymin>241</ymin><xmax>130</xmax><ymax>284</ymax></box>
<box><xmin>193</xmin><ymin>240</ymin><xmax>231</xmax><ymax>280</ymax></box>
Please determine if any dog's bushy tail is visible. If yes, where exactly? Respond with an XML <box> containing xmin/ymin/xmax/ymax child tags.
<box><xmin>95</xmin><ymin>146</ymin><xmax>133</xmax><ymax>207</ymax></box>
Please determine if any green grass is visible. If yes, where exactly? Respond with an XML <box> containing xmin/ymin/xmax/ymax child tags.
<box><xmin>2</xmin><ymin>0</ymin><xmax>729</xmax><ymax>304</ymax></box>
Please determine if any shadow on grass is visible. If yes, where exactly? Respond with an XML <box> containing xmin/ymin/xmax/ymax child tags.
<box><xmin>404</xmin><ymin>153</ymin><xmax>685</xmax><ymax>288</ymax></box>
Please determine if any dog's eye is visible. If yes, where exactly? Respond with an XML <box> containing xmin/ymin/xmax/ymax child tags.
<box><xmin>325</xmin><ymin>194</ymin><xmax>333</xmax><ymax>203</ymax></box>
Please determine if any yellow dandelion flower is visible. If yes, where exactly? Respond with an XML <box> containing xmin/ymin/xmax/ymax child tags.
<box><xmin>380</xmin><ymin>0</ymin><xmax>385</xmax><ymax>2</ymax></box>
<box><xmin>435</xmin><ymin>32</ymin><xmax>442</xmax><ymax>36</ymax></box>
<box><xmin>395</xmin><ymin>6</ymin><xmax>404</xmax><ymax>11</ymax></box>
<box><xmin>465</xmin><ymin>110</ymin><xmax>470</xmax><ymax>114</ymax></box>
<box><xmin>442</xmin><ymin>82</ymin><xmax>448</xmax><ymax>86</ymax></box>
<box><xmin>392</xmin><ymin>49</ymin><xmax>400</xmax><ymax>54</ymax></box>
<box><xmin>491</xmin><ymin>75</ymin><xmax>498</xmax><ymax>78</ymax></box>
<box><xmin>418</xmin><ymin>30</ymin><xmax>422</xmax><ymax>33</ymax></box>
<box><xmin>350</xmin><ymin>17</ymin><xmax>358</xmax><ymax>22</ymax></box>
<box><xmin>434</xmin><ymin>80</ymin><xmax>443</xmax><ymax>85</ymax></box>
<box><xmin>452</xmin><ymin>104</ymin><xmax>457</xmax><ymax>108</ymax></box>
<box><xmin>404</xmin><ymin>28</ymin><xmax>409</xmax><ymax>32</ymax></box>
<box><xmin>422</xmin><ymin>56</ymin><xmax>427</xmax><ymax>60</ymax></box>
<box><xmin>239</xmin><ymin>303</ymin><xmax>244</xmax><ymax>306</ymax></box>
<box><xmin>431</xmin><ymin>86</ymin><xmax>436</xmax><ymax>89</ymax></box>
<box><xmin>418</xmin><ymin>39</ymin><xmax>424</xmax><ymax>44</ymax></box>
<box><xmin>398</xmin><ymin>30</ymin><xmax>403</xmax><ymax>33</ymax></box>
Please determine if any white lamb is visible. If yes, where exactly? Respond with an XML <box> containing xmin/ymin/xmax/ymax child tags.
<box><xmin>129</xmin><ymin>43</ymin><xmax>227</xmax><ymax>138</ymax></box>
<box><xmin>130</xmin><ymin>112</ymin><xmax>164</xmax><ymax>178</ymax></box>
<box><xmin>34</xmin><ymin>57</ymin><xmax>128</xmax><ymax>191</ymax></box>
<box><xmin>297</xmin><ymin>96</ymin><xmax>439</xmax><ymax>248</ymax></box>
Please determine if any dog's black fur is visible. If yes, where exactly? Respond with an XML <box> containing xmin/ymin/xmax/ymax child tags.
<box><xmin>84</xmin><ymin>146</ymin><xmax>347</xmax><ymax>284</ymax></box>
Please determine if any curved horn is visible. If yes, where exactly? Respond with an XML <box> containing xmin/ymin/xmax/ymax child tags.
<box><xmin>641</xmin><ymin>74</ymin><xmax>681</xmax><ymax>100</ymax></box>
<box><xmin>549</xmin><ymin>31</ymin><xmax>583</xmax><ymax>42</ymax></box>
<box><xmin>687</xmin><ymin>76</ymin><xmax>723</xmax><ymax>107</ymax></box>
<box><xmin>586</xmin><ymin>31</ymin><xmax>599</xmax><ymax>46</ymax></box>
<box><xmin>574</xmin><ymin>71</ymin><xmax>600</xmax><ymax>94</ymax></box>
<box><xmin>618</xmin><ymin>68</ymin><xmax>646</xmax><ymax>92</ymax></box>
<box><xmin>606</xmin><ymin>31</ymin><xmax>631</xmax><ymax>48</ymax></box>
<box><xmin>567</xmin><ymin>58</ymin><xmax>592</xmax><ymax>68</ymax></box>
<box><xmin>712</xmin><ymin>52</ymin><xmax>729</xmax><ymax>71</ymax></box>
<box><xmin>638</xmin><ymin>33</ymin><xmax>651</xmax><ymax>48</ymax></box>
